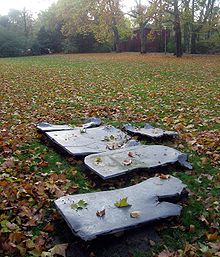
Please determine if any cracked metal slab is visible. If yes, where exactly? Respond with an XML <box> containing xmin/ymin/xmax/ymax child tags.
<box><xmin>83</xmin><ymin>117</ymin><xmax>102</xmax><ymax>128</ymax></box>
<box><xmin>45</xmin><ymin>126</ymin><xmax>130</xmax><ymax>156</ymax></box>
<box><xmin>37</xmin><ymin>122</ymin><xmax>73</xmax><ymax>132</ymax></box>
<box><xmin>84</xmin><ymin>145</ymin><xmax>192</xmax><ymax>179</ymax></box>
<box><xmin>37</xmin><ymin>117</ymin><xmax>102</xmax><ymax>132</ymax></box>
<box><xmin>55</xmin><ymin>176</ymin><xmax>186</xmax><ymax>241</ymax></box>
<box><xmin>123</xmin><ymin>124</ymin><xmax>178</xmax><ymax>139</ymax></box>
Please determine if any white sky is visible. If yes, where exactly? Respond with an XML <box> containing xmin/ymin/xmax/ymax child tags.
<box><xmin>0</xmin><ymin>0</ymin><xmax>135</xmax><ymax>17</ymax></box>
<box><xmin>0</xmin><ymin>0</ymin><xmax>58</xmax><ymax>16</ymax></box>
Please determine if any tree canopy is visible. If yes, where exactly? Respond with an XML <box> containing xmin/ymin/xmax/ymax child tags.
<box><xmin>0</xmin><ymin>0</ymin><xmax>219</xmax><ymax>57</ymax></box>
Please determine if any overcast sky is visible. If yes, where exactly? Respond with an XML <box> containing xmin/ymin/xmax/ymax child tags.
<box><xmin>0</xmin><ymin>0</ymin><xmax>57</xmax><ymax>16</ymax></box>
<box><xmin>0</xmin><ymin>0</ymin><xmax>135</xmax><ymax>17</ymax></box>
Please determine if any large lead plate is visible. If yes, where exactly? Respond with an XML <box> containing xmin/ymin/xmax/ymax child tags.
<box><xmin>45</xmin><ymin>126</ymin><xmax>130</xmax><ymax>156</ymax></box>
<box><xmin>55</xmin><ymin>176</ymin><xmax>186</xmax><ymax>241</ymax></box>
<box><xmin>85</xmin><ymin>145</ymin><xmax>192</xmax><ymax>179</ymax></box>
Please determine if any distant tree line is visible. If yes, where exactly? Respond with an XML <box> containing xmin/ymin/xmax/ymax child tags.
<box><xmin>0</xmin><ymin>0</ymin><xmax>219</xmax><ymax>58</ymax></box>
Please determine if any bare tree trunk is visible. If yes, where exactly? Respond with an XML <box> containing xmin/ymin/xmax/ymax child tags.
<box><xmin>158</xmin><ymin>0</ymin><xmax>163</xmax><ymax>52</ymax></box>
<box><xmin>183</xmin><ymin>0</ymin><xmax>190</xmax><ymax>53</ymax></box>
<box><xmin>191</xmin><ymin>29</ymin><xmax>196</xmax><ymax>53</ymax></box>
<box><xmin>112</xmin><ymin>14</ymin><xmax>120</xmax><ymax>52</ymax></box>
<box><xmin>191</xmin><ymin>0</ymin><xmax>196</xmax><ymax>53</ymax></box>
<box><xmin>112</xmin><ymin>23</ymin><xmax>120</xmax><ymax>52</ymax></box>
<box><xmin>140</xmin><ymin>24</ymin><xmax>147</xmax><ymax>53</ymax></box>
<box><xmin>173</xmin><ymin>0</ymin><xmax>183</xmax><ymax>57</ymax></box>
<box><xmin>183</xmin><ymin>23</ymin><xmax>190</xmax><ymax>53</ymax></box>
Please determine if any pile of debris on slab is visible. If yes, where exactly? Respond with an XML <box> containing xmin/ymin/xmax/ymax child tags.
<box><xmin>37</xmin><ymin>118</ymin><xmax>192</xmax><ymax>241</ymax></box>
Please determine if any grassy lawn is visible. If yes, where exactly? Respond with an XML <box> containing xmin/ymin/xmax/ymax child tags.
<box><xmin>0</xmin><ymin>53</ymin><xmax>219</xmax><ymax>257</ymax></box>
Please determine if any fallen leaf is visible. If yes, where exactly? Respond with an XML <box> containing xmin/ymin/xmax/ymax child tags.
<box><xmin>49</xmin><ymin>243</ymin><xmax>68</xmax><ymax>257</ymax></box>
<box><xmin>199</xmin><ymin>215</ymin><xmax>209</xmax><ymax>225</ymax></box>
<box><xmin>189</xmin><ymin>224</ymin><xmax>195</xmax><ymax>233</ymax></box>
<box><xmin>80</xmin><ymin>128</ymin><xmax>86</xmax><ymax>133</ymax></box>
<box><xmin>207</xmin><ymin>242</ymin><xmax>220</xmax><ymax>250</ymax></box>
<box><xmin>206</xmin><ymin>232</ymin><xmax>220</xmax><ymax>241</ymax></box>
<box><xmin>130</xmin><ymin>211</ymin><xmax>140</xmax><ymax>218</ymax></box>
<box><xmin>114</xmin><ymin>197</ymin><xmax>131</xmax><ymax>208</ymax></box>
<box><xmin>157</xmin><ymin>250</ymin><xmax>175</xmax><ymax>257</ymax></box>
<box><xmin>96</xmin><ymin>209</ymin><xmax>105</xmax><ymax>217</ymax></box>
<box><xmin>43</xmin><ymin>223</ymin><xmax>54</xmax><ymax>232</ymax></box>
<box><xmin>159</xmin><ymin>174</ymin><xmax>170</xmax><ymax>180</ymax></box>
<box><xmin>71</xmin><ymin>199</ymin><xmax>88</xmax><ymax>210</ymax></box>
<box><xmin>95</xmin><ymin>156</ymin><xmax>102</xmax><ymax>164</ymax></box>
<box><xmin>128</xmin><ymin>151</ymin><xmax>135</xmax><ymax>157</ymax></box>
<box><xmin>122</xmin><ymin>159</ymin><xmax>132</xmax><ymax>166</ymax></box>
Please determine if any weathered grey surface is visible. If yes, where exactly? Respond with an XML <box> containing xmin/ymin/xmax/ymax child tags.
<box><xmin>46</xmin><ymin>126</ymin><xmax>130</xmax><ymax>156</ymax></box>
<box><xmin>85</xmin><ymin>145</ymin><xmax>192</xmax><ymax>179</ymax></box>
<box><xmin>123</xmin><ymin>124</ymin><xmax>178</xmax><ymax>139</ymax></box>
<box><xmin>83</xmin><ymin>117</ymin><xmax>102</xmax><ymax>128</ymax></box>
<box><xmin>55</xmin><ymin>176</ymin><xmax>186</xmax><ymax>241</ymax></box>
<box><xmin>123</xmin><ymin>140</ymin><xmax>141</xmax><ymax>148</ymax></box>
<box><xmin>37</xmin><ymin>122</ymin><xmax>73</xmax><ymax>132</ymax></box>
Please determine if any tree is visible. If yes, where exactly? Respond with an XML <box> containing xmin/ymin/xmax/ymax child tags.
<box><xmin>0</xmin><ymin>25</ymin><xmax>24</xmax><ymax>57</ymax></box>
<box><xmin>34</xmin><ymin>4</ymin><xmax>64</xmax><ymax>53</ymax></box>
<box><xmin>129</xmin><ymin>0</ymin><xmax>160</xmax><ymax>53</ymax></box>
<box><xmin>165</xmin><ymin>0</ymin><xmax>183</xmax><ymax>57</ymax></box>
<box><xmin>0</xmin><ymin>10</ymin><xmax>34</xmax><ymax>57</ymax></box>
<box><xmin>8</xmin><ymin>8</ymin><xmax>33</xmax><ymax>47</ymax></box>
<box><xmin>191</xmin><ymin>0</ymin><xmax>218</xmax><ymax>53</ymax></box>
<box><xmin>55</xmin><ymin>0</ymin><xmax>130</xmax><ymax>51</ymax></box>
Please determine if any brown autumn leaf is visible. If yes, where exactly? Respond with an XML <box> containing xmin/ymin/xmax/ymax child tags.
<box><xmin>130</xmin><ymin>211</ymin><xmax>141</xmax><ymax>218</ymax></box>
<box><xmin>189</xmin><ymin>224</ymin><xmax>195</xmax><ymax>233</ymax></box>
<box><xmin>38</xmin><ymin>161</ymin><xmax>49</xmax><ymax>167</ymax></box>
<box><xmin>49</xmin><ymin>243</ymin><xmax>68</xmax><ymax>257</ymax></box>
<box><xmin>43</xmin><ymin>223</ymin><xmax>54</xmax><ymax>232</ymax></box>
<box><xmin>207</xmin><ymin>242</ymin><xmax>220</xmax><ymax>251</ymax></box>
<box><xmin>122</xmin><ymin>159</ymin><xmax>132</xmax><ymax>166</ymax></box>
<box><xmin>158</xmin><ymin>174</ymin><xmax>170</xmax><ymax>180</ymax></box>
<box><xmin>205</xmin><ymin>232</ymin><xmax>220</xmax><ymax>241</ymax></box>
<box><xmin>8</xmin><ymin>231</ymin><xmax>26</xmax><ymax>244</ymax></box>
<box><xmin>96</xmin><ymin>209</ymin><xmax>105</xmax><ymax>217</ymax></box>
<box><xmin>48</xmin><ymin>184</ymin><xmax>65</xmax><ymax>198</ymax></box>
<box><xmin>157</xmin><ymin>250</ymin><xmax>177</xmax><ymax>257</ymax></box>
<box><xmin>67</xmin><ymin>185</ymin><xmax>79</xmax><ymax>194</ymax></box>
<box><xmin>128</xmin><ymin>151</ymin><xmax>135</xmax><ymax>158</ymax></box>
<box><xmin>199</xmin><ymin>215</ymin><xmax>209</xmax><ymax>225</ymax></box>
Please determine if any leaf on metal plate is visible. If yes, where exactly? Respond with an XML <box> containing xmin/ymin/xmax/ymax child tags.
<box><xmin>114</xmin><ymin>197</ymin><xmax>131</xmax><ymax>208</ymax></box>
<box><xmin>128</xmin><ymin>151</ymin><xmax>135</xmax><ymax>158</ymax></box>
<box><xmin>122</xmin><ymin>159</ymin><xmax>132</xmax><ymax>166</ymax></box>
<box><xmin>158</xmin><ymin>174</ymin><xmax>170</xmax><ymax>180</ymax></box>
<box><xmin>96</xmin><ymin>209</ymin><xmax>105</xmax><ymax>217</ymax></box>
<box><xmin>130</xmin><ymin>211</ymin><xmax>140</xmax><ymax>218</ymax></box>
<box><xmin>71</xmin><ymin>199</ymin><xmax>88</xmax><ymax>210</ymax></box>
<box><xmin>95</xmin><ymin>156</ymin><xmax>102</xmax><ymax>164</ymax></box>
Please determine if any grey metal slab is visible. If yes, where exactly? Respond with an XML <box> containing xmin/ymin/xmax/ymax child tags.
<box><xmin>37</xmin><ymin>122</ymin><xmax>73</xmax><ymax>132</ymax></box>
<box><xmin>83</xmin><ymin>117</ymin><xmax>102</xmax><ymax>129</ymax></box>
<box><xmin>45</xmin><ymin>126</ymin><xmax>130</xmax><ymax>156</ymax></box>
<box><xmin>55</xmin><ymin>176</ymin><xmax>186</xmax><ymax>241</ymax></box>
<box><xmin>37</xmin><ymin>118</ymin><xmax>102</xmax><ymax>132</ymax></box>
<box><xmin>123</xmin><ymin>124</ymin><xmax>178</xmax><ymax>139</ymax></box>
<box><xmin>84</xmin><ymin>145</ymin><xmax>192</xmax><ymax>179</ymax></box>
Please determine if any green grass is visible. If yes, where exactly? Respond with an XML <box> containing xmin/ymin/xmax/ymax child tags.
<box><xmin>0</xmin><ymin>53</ymin><xmax>219</xmax><ymax>256</ymax></box>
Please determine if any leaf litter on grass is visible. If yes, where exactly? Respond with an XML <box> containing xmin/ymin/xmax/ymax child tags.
<box><xmin>0</xmin><ymin>53</ymin><xmax>219</xmax><ymax>256</ymax></box>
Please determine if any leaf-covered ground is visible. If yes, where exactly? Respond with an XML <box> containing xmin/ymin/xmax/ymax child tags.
<box><xmin>0</xmin><ymin>53</ymin><xmax>219</xmax><ymax>257</ymax></box>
